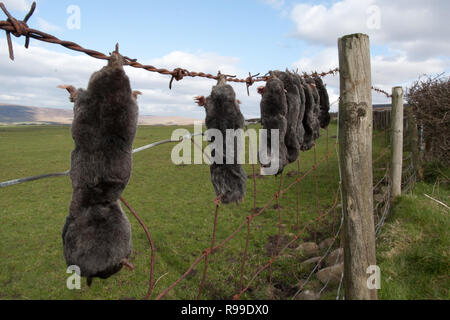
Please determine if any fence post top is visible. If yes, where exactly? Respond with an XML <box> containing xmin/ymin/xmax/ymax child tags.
<box><xmin>338</xmin><ymin>33</ymin><xmax>370</xmax><ymax>42</ymax></box>
<box><xmin>392</xmin><ymin>87</ymin><xmax>404</xmax><ymax>96</ymax></box>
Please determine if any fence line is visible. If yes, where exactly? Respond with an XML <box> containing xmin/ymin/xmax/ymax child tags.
<box><xmin>0</xmin><ymin>6</ymin><xmax>417</xmax><ymax>300</ymax></box>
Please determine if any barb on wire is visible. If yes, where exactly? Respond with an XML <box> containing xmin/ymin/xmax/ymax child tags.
<box><xmin>245</xmin><ymin>72</ymin><xmax>260</xmax><ymax>96</ymax></box>
<box><xmin>372</xmin><ymin>86</ymin><xmax>393</xmax><ymax>98</ymax></box>
<box><xmin>0</xmin><ymin>1</ymin><xmax>36</xmax><ymax>60</ymax></box>
<box><xmin>309</xmin><ymin>68</ymin><xmax>340</xmax><ymax>78</ymax></box>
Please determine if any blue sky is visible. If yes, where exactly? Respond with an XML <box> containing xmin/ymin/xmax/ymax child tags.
<box><xmin>0</xmin><ymin>0</ymin><xmax>449</xmax><ymax>118</ymax></box>
<box><xmin>19</xmin><ymin>0</ymin><xmax>324</xmax><ymax>73</ymax></box>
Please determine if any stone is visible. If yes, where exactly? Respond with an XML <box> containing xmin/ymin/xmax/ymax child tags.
<box><xmin>300</xmin><ymin>257</ymin><xmax>322</xmax><ymax>271</ymax></box>
<box><xmin>316</xmin><ymin>263</ymin><xmax>344</xmax><ymax>286</ymax></box>
<box><xmin>295</xmin><ymin>242</ymin><xmax>319</xmax><ymax>258</ymax></box>
<box><xmin>300</xmin><ymin>257</ymin><xmax>322</xmax><ymax>269</ymax></box>
<box><xmin>319</xmin><ymin>238</ymin><xmax>334</xmax><ymax>250</ymax></box>
<box><xmin>296</xmin><ymin>290</ymin><xmax>320</xmax><ymax>300</ymax></box>
<box><xmin>325</xmin><ymin>248</ymin><xmax>344</xmax><ymax>267</ymax></box>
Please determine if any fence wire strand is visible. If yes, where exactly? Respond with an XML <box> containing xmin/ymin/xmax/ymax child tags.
<box><xmin>0</xmin><ymin>1</ymin><xmax>391</xmax><ymax>97</ymax></box>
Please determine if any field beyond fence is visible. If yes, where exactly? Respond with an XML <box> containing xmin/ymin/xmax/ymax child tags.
<box><xmin>0</xmin><ymin>117</ymin><xmax>416</xmax><ymax>300</ymax></box>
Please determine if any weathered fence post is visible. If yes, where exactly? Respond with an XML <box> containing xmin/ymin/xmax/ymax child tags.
<box><xmin>338</xmin><ymin>33</ymin><xmax>378</xmax><ymax>300</ymax></box>
<box><xmin>391</xmin><ymin>87</ymin><xmax>404</xmax><ymax>198</ymax></box>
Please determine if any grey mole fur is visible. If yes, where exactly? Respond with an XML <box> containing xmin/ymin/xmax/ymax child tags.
<box><xmin>259</xmin><ymin>73</ymin><xmax>289</xmax><ymax>175</ymax></box>
<box><xmin>62</xmin><ymin>51</ymin><xmax>138</xmax><ymax>284</ymax></box>
<box><xmin>201</xmin><ymin>75</ymin><xmax>247</xmax><ymax>204</ymax></box>
<box><xmin>273</xmin><ymin>70</ymin><xmax>301</xmax><ymax>164</ymax></box>
<box><xmin>314</xmin><ymin>76</ymin><xmax>331</xmax><ymax>129</ymax></box>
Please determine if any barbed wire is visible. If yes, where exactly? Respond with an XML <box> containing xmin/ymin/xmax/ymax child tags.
<box><xmin>0</xmin><ymin>1</ymin><xmax>393</xmax><ymax>99</ymax></box>
<box><xmin>372</xmin><ymin>86</ymin><xmax>392</xmax><ymax>98</ymax></box>
<box><xmin>120</xmin><ymin>196</ymin><xmax>156</xmax><ymax>300</ymax></box>
<box><xmin>0</xmin><ymin>1</ymin><xmax>338</xmax><ymax>94</ymax></box>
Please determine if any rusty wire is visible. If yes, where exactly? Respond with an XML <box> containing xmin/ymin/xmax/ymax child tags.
<box><xmin>0</xmin><ymin>1</ymin><xmax>392</xmax><ymax>98</ymax></box>
<box><xmin>239</xmin><ymin>163</ymin><xmax>257</xmax><ymax>291</ymax></box>
<box><xmin>119</xmin><ymin>196</ymin><xmax>156</xmax><ymax>300</ymax></box>
<box><xmin>196</xmin><ymin>203</ymin><xmax>220</xmax><ymax>300</ymax></box>
<box><xmin>372</xmin><ymin>86</ymin><xmax>392</xmax><ymax>98</ymax></box>
<box><xmin>0</xmin><ymin>1</ymin><xmax>338</xmax><ymax>93</ymax></box>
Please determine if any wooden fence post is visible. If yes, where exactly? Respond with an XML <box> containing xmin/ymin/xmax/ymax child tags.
<box><xmin>391</xmin><ymin>87</ymin><xmax>404</xmax><ymax>198</ymax></box>
<box><xmin>338</xmin><ymin>33</ymin><xmax>378</xmax><ymax>300</ymax></box>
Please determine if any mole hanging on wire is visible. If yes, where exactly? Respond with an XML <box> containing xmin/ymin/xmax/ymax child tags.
<box><xmin>313</xmin><ymin>75</ymin><xmax>331</xmax><ymax>129</ymax></box>
<box><xmin>272</xmin><ymin>70</ymin><xmax>301</xmax><ymax>164</ymax></box>
<box><xmin>59</xmin><ymin>46</ymin><xmax>139</xmax><ymax>286</ymax></box>
<box><xmin>195</xmin><ymin>73</ymin><xmax>247</xmax><ymax>205</ymax></box>
<box><xmin>296</xmin><ymin>74</ymin><xmax>317</xmax><ymax>151</ymax></box>
<box><xmin>290</xmin><ymin>71</ymin><xmax>306</xmax><ymax>151</ymax></box>
<box><xmin>257</xmin><ymin>71</ymin><xmax>289</xmax><ymax>175</ymax></box>
<box><xmin>306</xmin><ymin>76</ymin><xmax>322</xmax><ymax>142</ymax></box>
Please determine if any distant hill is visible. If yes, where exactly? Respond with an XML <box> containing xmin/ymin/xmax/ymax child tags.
<box><xmin>0</xmin><ymin>104</ymin><xmax>203</xmax><ymax>126</ymax></box>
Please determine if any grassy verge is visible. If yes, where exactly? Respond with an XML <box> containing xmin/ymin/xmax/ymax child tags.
<box><xmin>377</xmin><ymin>179</ymin><xmax>450</xmax><ymax>300</ymax></box>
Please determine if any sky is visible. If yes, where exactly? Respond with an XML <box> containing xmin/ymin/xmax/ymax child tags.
<box><xmin>0</xmin><ymin>0</ymin><xmax>449</xmax><ymax>119</ymax></box>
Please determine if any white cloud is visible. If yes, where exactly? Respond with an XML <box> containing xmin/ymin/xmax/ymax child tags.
<box><xmin>1</xmin><ymin>0</ymin><xmax>32</xmax><ymax>12</ymax></box>
<box><xmin>289</xmin><ymin>0</ymin><xmax>450</xmax><ymax>109</ymax></box>
<box><xmin>36</xmin><ymin>17</ymin><xmax>62</xmax><ymax>33</ymax></box>
<box><xmin>292</xmin><ymin>46</ymin><xmax>450</xmax><ymax>109</ymax></box>
<box><xmin>291</xmin><ymin>0</ymin><xmax>373</xmax><ymax>46</ymax></box>
<box><xmin>0</xmin><ymin>39</ymin><xmax>262</xmax><ymax>119</ymax></box>
<box><xmin>150</xmin><ymin>51</ymin><xmax>240</xmax><ymax>76</ymax></box>
<box><xmin>290</xmin><ymin>0</ymin><xmax>450</xmax><ymax>60</ymax></box>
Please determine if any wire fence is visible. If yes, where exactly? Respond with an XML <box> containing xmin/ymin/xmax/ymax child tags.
<box><xmin>0</xmin><ymin>1</ymin><xmax>416</xmax><ymax>301</ymax></box>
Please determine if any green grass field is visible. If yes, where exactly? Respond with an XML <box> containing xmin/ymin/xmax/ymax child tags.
<box><xmin>0</xmin><ymin>122</ymin><xmax>447</xmax><ymax>300</ymax></box>
<box><xmin>377</xmin><ymin>181</ymin><xmax>450</xmax><ymax>300</ymax></box>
